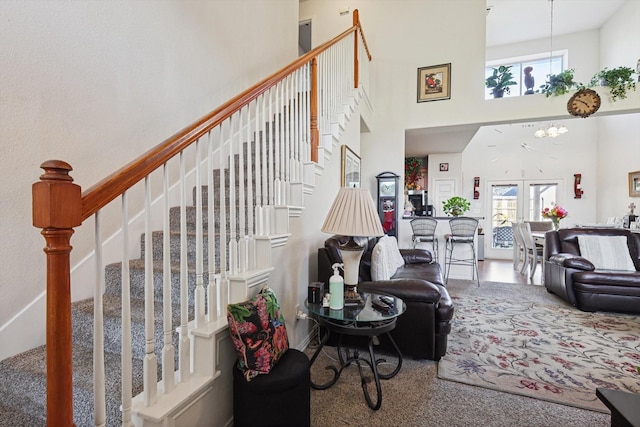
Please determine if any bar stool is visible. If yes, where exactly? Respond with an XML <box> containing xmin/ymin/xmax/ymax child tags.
<box><xmin>444</xmin><ymin>217</ymin><xmax>479</xmax><ymax>285</ymax></box>
<box><xmin>410</xmin><ymin>218</ymin><xmax>439</xmax><ymax>263</ymax></box>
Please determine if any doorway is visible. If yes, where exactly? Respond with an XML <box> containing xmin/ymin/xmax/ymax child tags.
<box><xmin>485</xmin><ymin>179</ymin><xmax>563</xmax><ymax>259</ymax></box>
<box><xmin>298</xmin><ymin>20</ymin><xmax>311</xmax><ymax>55</ymax></box>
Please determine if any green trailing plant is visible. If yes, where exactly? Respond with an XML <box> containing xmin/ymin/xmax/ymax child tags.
<box><xmin>539</xmin><ymin>68</ymin><xmax>576</xmax><ymax>97</ymax></box>
<box><xmin>589</xmin><ymin>66</ymin><xmax>637</xmax><ymax>101</ymax></box>
<box><xmin>442</xmin><ymin>196</ymin><xmax>471</xmax><ymax>217</ymax></box>
<box><xmin>485</xmin><ymin>65</ymin><xmax>517</xmax><ymax>98</ymax></box>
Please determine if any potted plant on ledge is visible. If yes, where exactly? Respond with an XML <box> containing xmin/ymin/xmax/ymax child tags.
<box><xmin>539</xmin><ymin>69</ymin><xmax>577</xmax><ymax>97</ymax></box>
<box><xmin>442</xmin><ymin>196</ymin><xmax>471</xmax><ymax>217</ymax></box>
<box><xmin>485</xmin><ymin>65</ymin><xmax>517</xmax><ymax>98</ymax></box>
<box><xmin>589</xmin><ymin>66</ymin><xmax>637</xmax><ymax>101</ymax></box>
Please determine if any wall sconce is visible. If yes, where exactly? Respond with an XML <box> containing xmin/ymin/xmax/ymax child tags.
<box><xmin>574</xmin><ymin>174</ymin><xmax>583</xmax><ymax>199</ymax></box>
<box><xmin>473</xmin><ymin>177</ymin><xmax>480</xmax><ymax>199</ymax></box>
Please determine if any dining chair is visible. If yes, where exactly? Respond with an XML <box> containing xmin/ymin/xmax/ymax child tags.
<box><xmin>511</xmin><ymin>222</ymin><xmax>526</xmax><ymax>272</ymax></box>
<box><xmin>520</xmin><ymin>222</ymin><xmax>544</xmax><ymax>280</ymax></box>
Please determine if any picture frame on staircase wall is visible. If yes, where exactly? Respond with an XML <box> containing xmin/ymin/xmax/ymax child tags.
<box><xmin>341</xmin><ymin>145</ymin><xmax>360</xmax><ymax>188</ymax></box>
<box><xmin>630</xmin><ymin>171</ymin><xmax>640</xmax><ymax>197</ymax></box>
<box><xmin>417</xmin><ymin>63</ymin><xmax>451</xmax><ymax>103</ymax></box>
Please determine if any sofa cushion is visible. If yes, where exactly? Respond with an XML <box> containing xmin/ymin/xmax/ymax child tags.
<box><xmin>577</xmin><ymin>235</ymin><xmax>636</xmax><ymax>271</ymax></box>
<box><xmin>371</xmin><ymin>235</ymin><xmax>405</xmax><ymax>280</ymax></box>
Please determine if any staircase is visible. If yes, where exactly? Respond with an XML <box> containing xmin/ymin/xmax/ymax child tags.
<box><xmin>0</xmin><ymin>142</ymin><xmax>296</xmax><ymax>426</ymax></box>
<box><xmin>8</xmin><ymin>11</ymin><xmax>371</xmax><ymax>427</ymax></box>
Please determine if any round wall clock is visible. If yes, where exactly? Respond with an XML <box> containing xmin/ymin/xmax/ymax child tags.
<box><xmin>567</xmin><ymin>88</ymin><xmax>601</xmax><ymax>118</ymax></box>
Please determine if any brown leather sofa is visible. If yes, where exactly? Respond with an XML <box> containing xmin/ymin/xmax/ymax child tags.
<box><xmin>317</xmin><ymin>235</ymin><xmax>454</xmax><ymax>361</ymax></box>
<box><xmin>544</xmin><ymin>228</ymin><xmax>640</xmax><ymax>313</ymax></box>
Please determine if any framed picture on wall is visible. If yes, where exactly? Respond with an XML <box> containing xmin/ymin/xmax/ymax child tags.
<box><xmin>417</xmin><ymin>63</ymin><xmax>451</xmax><ymax>103</ymax></box>
<box><xmin>341</xmin><ymin>145</ymin><xmax>361</xmax><ymax>188</ymax></box>
<box><xmin>630</xmin><ymin>171</ymin><xmax>640</xmax><ymax>197</ymax></box>
<box><xmin>439</xmin><ymin>162</ymin><xmax>449</xmax><ymax>172</ymax></box>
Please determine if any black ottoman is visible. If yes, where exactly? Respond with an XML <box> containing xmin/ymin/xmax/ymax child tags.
<box><xmin>233</xmin><ymin>348</ymin><xmax>310</xmax><ymax>427</ymax></box>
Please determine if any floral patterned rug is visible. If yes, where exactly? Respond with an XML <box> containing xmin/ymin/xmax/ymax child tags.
<box><xmin>438</xmin><ymin>295</ymin><xmax>640</xmax><ymax>412</ymax></box>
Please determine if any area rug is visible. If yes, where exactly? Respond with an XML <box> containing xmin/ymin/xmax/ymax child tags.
<box><xmin>438</xmin><ymin>295</ymin><xmax>640</xmax><ymax>412</ymax></box>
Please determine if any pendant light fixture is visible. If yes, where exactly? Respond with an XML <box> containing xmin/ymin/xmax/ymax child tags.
<box><xmin>533</xmin><ymin>0</ymin><xmax>568</xmax><ymax>139</ymax></box>
<box><xmin>534</xmin><ymin>123</ymin><xmax>568</xmax><ymax>138</ymax></box>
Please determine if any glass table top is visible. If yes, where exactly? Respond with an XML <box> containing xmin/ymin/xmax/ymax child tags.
<box><xmin>307</xmin><ymin>291</ymin><xmax>405</xmax><ymax>323</ymax></box>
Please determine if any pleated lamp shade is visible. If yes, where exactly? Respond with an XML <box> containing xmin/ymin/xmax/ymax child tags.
<box><xmin>321</xmin><ymin>187</ymin><xmax>384</xmax><ymax>237</ymax></box>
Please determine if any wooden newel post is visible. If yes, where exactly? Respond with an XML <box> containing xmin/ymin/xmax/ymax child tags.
<box><xmin>353</xmin><ymin>9</ymin><xmax>359</xmax><ymax>89</ymax></box>
<box><xmin>32</xmin><ymin>160</ymin><xmax>82</xmax><ymax>427</ymax></box>
<box><xmin>310</xmin><ymin>57</ymin><xmax>319</xmax><ymax>163</ymax></box>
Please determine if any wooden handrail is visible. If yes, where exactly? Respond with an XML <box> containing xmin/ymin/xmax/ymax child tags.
<box><xmin>81</xmin><ymin>10</ymin><xmax>369</xmax><ymax>221</ymax></box>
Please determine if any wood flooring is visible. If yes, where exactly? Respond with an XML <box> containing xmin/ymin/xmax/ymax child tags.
<box><xmin>477</xmin><ymin>258</ymin><xmax>543</xmax><ymax>285</ymax></box>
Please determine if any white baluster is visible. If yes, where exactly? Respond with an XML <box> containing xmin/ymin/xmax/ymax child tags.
<box><xmin>178</xmin><ymin>152</ymin><xmax>191</xmax><ymax>383</ymax></box>
<box><xmin>229</xmin><ymin>114</ymin><xmax>238</xmax><ymax>275</ymax></box>
<box><xmin>143</xmin><ymin>176</ymin><xmax>158</xmax><ymax>406</ymax></box>
<box><xmin>246</xmin><ymin>101</ymin><xmax>255</xmax><ymax>269</ymax></box>
<box><xmin>219</xmin><ymin>120</ymin><xmax>229</xmax><ymax>306</ymax></box>
<box><xmin>93</xmin><ymin>212</ymin><xmax>106</xmax><ymax>427</ymax></box>
<box><xmin>207</xmin><ymin>130</ymin><xmax>218</xmax><ymax>322</ymax></box>
<box><xmin>238</xmin><ymin>108</ymin><xmax>247</xmax><ymax>272</ymax></box>
<box><xmin>120</xmin><ymin>194</ymin><xmax>134</xmax><ymax>427</ymax></box>
<box><xmin>162</xmin><ymin>164</ymin><xmax>175</xmax><ymax>393</ymax></box>
<box><xmin>195</xmin><ymin>140</ymin><xmax>205</xmax><ymax>327</ymax></box>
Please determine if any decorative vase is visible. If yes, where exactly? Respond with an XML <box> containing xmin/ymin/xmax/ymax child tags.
<box><xmin>551</xmin><ymin>218</ymin><xmax>560</xmax><ymax>230</ymax></box>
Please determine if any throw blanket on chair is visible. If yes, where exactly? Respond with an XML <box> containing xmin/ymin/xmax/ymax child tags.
<box><xmin>371</xmin><ymin>235</ymin><xmax>405</xmax><ymax>280</ymax></box>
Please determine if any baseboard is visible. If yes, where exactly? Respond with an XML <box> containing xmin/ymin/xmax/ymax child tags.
<box><xmin>0</xmin><ymin>291</ymin><xmax>46</xmax><ymax>361</ymax></box>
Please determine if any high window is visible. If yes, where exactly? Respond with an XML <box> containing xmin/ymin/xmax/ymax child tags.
<box><xmin>485</xmin><ymin>51</ymin><xmax>567</xmax><ymax>99</ymax></box>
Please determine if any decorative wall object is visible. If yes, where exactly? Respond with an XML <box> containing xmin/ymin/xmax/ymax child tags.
<box><xmin>417</xmin><ymin>63</ymin><xmax>451</xmax><ymax>102</ymax></box>
<box><xmin>573</xmin><ymin>174</ymin><xmax>583</xmax><ymax>199</ymax></box>
<box><xmin>439</xmin><ymin>163</ymin><xmax>449</xmax><ymax>172</ymax></box>
<box><xmin>341</xmin><ymin>145</ymin><xmax>360</xmax><ymax>188</ymax></box>
<box><xmin>473</xmin><ymin>177</ymin><xmax>480</xmax><ymax>199</ymax></box>
<box><xmin>630</xmin><ymin>171</ymin><xmax>640</xmax><ymax>197</ymax></box>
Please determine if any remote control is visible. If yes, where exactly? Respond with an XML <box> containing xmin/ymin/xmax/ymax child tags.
<box><xmin>379</xmin><ymin>295</ymin><xmax>394</xmax><ymax>306</ymax></box>
<box><xmin>372</xmin><ymin>299</ymin><xmax>391</xmax><ymax>313</ymax></box>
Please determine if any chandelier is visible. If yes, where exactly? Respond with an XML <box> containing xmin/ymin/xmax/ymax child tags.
<box><xmin>534</xmin><ymin>124</ymin><xmax>568</xmax><ymax>138</ymax></box>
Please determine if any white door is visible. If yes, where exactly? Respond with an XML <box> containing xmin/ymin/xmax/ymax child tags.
<box><xmin>433</xmin><ymin>179</ymin><xmax>455</xmax><ymax>217</ymax></box>
<box><xmin>485</xmin><ymin>179</ymin><xmax>563</xmax><ymax>259</ymax></box>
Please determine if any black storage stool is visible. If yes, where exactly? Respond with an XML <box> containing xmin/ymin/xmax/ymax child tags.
<box><xmin>233</xmin><ymin>348</ymin><xmax>310</xmax><ymax>427</ymax></box>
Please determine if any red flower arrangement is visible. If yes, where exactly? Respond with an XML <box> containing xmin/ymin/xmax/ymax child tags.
<box><xmin>541</xmin><ymin>204</ymin><xmax>568</xmax><ymax>230</ymax></box>
<box><xmin>404</xmin><ymin>157</ymin><xmax>422</xmax><ymax>189</ymax></box>
<box><xmin>541</xmin><ymin>205</ymin><xmax>568</xmax><ymax>220</ymax></box>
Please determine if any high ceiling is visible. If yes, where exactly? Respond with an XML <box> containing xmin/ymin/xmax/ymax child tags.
<box><xmin>405</xmin><ymin>0</ymin><xmax>626</xmax><ymax>157</ymax></box>
<box><xmin>486</xmin><ymin>0</ymin><xmax>625</xmax><ymax>47</ymax></box>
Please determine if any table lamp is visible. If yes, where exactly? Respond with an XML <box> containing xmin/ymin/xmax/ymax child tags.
<box><xmin>321</xmin><ymin>187</ymin><xmax>384</xmax><ymax>303</ymax></box>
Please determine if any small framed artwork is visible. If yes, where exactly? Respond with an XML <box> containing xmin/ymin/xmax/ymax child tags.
<box><xmin>629</xmin><ymin>171</ymin><xmax>640</xmax><ymax>197</ymax></box>
<box><xmin>341</xmin><ymin>145</ymin><xmax>361</xmax><ymax>188</ymax></box>
<box><xmin>439</xmin><ymin>163</ymin><xmax>449</xmax><ymax>172</ymax></box>
<box><xmin>417</xmin><ymin>63</ymin><xmax>451</xmax><ymax>103</ymax></box>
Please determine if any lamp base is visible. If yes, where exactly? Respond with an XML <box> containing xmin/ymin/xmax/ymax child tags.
<box><xmin>343</xmin><ymin>284</ymin><xmax>363</xmax><ymax>306</ymax></box>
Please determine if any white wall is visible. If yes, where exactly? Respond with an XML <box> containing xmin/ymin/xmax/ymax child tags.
<box><xmin>596</xmin><ymin>0</ymin><xmax>640</xmax><ymax>221</ymax></box>
<box><xmin>0</xmin><ymin>0</ymin><xmax>298</xmax><ymax>352</ymax></box>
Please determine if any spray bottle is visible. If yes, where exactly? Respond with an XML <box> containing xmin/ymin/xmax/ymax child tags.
<box><xmin>329</xmin><ymin>263</ymin><xmax>344</xmax><ymax>310</ymax></box>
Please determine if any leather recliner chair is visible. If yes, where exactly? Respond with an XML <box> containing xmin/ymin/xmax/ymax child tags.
<box><xmin>317</xmin><ymin>235</ymin><xmax>454</xmax><ymax>361</ymax></box>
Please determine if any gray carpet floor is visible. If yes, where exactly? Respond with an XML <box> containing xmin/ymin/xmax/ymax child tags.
<box><xmin>308</xmin><ymin>280</ymin><xmax>610</xmax><ymax>427</ymax></box>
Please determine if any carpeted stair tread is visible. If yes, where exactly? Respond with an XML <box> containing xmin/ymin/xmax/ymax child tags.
<box><xmin>104</xmin><ymin>258</ymin><xmax>217</xmax><ymax>303</ymax></box>
<box><xmin>71</xmin><ymin>294</ymin><xmax>187</xmax><ymax>363</ymax></box>
<box><xmin>0</xmin><ymin>343</ymin><xmax>148</xmax><ymax>427</ymax></box>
